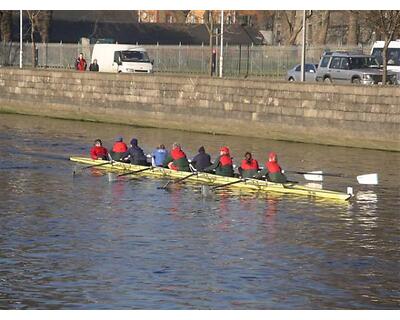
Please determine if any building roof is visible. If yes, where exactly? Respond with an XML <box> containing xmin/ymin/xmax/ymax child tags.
<box><xmin>49</xmin><ymin>11</ymin><xmax>264</xmax><ymax>45</ymax></box>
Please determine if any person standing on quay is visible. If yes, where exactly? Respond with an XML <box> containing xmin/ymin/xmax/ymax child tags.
<box><xmin>89</xmin><ymin>59</ymin><xmax>99</xmax><ymax>71</ymax></box>
<box><xmin>75</xmin><ymin>53</ymin><xmax>87</xmax><ymax>71</ymax></box>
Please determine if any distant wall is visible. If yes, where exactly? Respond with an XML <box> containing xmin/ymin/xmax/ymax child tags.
<box><xmin>0</xmin><ymin>68</ymin><xmax>399</xmax><ymax>151</ymax></box>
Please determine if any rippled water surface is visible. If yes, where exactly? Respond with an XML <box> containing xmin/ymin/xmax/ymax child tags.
<box><xmin>0</xmin><ymin>113</ymin><xmax>399</xmax><ymax>309</ymax></box>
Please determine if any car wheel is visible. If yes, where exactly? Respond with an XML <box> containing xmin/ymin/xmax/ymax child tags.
<box><xmin>288</xmin><ymin>77</ymin><xmax>295</xmax><ymax>82</ymax></box>
<box><xmin>323</xmin><ymin>77</ymin><xmax>332</xmax><ymax>83</ymax></box>
<box><xmin>352</xmin><ymin>77</ymin><xmax>361</xmax><ymax>84</ymax></box>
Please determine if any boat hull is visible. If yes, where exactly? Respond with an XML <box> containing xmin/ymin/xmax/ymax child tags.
<box><xmin>70</xmin><ymin>157</ymin><xmax>352</xmax><ymax>201</ymax></box>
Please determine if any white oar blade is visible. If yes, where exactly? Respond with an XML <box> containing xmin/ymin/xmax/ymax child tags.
<box><xmin>303</xmin><ymin>171</ymin><xmax>323</xmax><ymax>182</ymax></box>
<box><xmin>357</xmin><ymin>173</ymin><xmax>378</xmax><ymax>185</ymax></box>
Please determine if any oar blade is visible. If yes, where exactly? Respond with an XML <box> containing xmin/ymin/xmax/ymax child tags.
<box><xmin>303</xmin><ymin>171</ymin><xmax>323</xmax><ymax>182</ymax></box>
<box><xmin>357</xmin><ymin>173</ymin><xmax>378</xmax><ymax>185</ymax></box>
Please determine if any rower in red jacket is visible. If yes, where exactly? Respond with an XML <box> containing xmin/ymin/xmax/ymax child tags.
<box><xmin>109</xmin><ymin>136</ymin><xmax>128</xmax><ymax>161</ymax></box>
<box><xmin>204</xmin><ymin>146</ymin><xmax>234</xmax><ymax>177</ymax></box>
<box><xmin>255</xmin><ymin>152</ymin><xmax>287</xmax><ymax>183</ymax></box>
<box><xmin>90</xmin><ymin>139</ymin><xmax>109</xmax><ymax>160</ymax></box>
<box><xmin>238</xmin><ymin>152</ymin><xmax>259</xmax><ymax>178</ymax></box>
<box><xmin>163</xmin><ymin>143</ymin><xmax>190</xmax><ymax>172</ymax></box>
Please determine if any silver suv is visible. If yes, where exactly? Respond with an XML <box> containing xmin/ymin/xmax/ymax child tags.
<box><xmin>315</xmin><ymin>51</ymin><xmax>397</xmax><ymax>85</ymax></box>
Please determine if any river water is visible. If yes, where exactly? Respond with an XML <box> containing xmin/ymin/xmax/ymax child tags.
<box><xmin>0</xmin><ymin>113</ymin><xmax>399</xmax><ymax>309</ymax></box>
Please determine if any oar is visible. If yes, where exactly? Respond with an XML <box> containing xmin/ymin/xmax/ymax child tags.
<box><xmin>210</xmin><ymin>178</ymin><xmax>247</xmax><ymax>191</ymax></box>
<box><xmin>158</xmin><ymin>172</ymin><xmax>198</xmax><ymax>190</ymax></box>
<box><xmin>117</xmin><ymin>166</ymin><xmax>153</xmax><ymax>177</ymax></box>
<box><xmin>73</xmin><ymin>160</ymin><xmax>113</xmax><ymax>175</ymax></box>
<box><xmin>286</xmin><ymin>170</ymin><xmax>379</xmax><ymax>185</ymax></box>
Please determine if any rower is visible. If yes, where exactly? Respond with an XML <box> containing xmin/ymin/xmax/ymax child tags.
<box><xmin>121</xmin><ymin>138</ymin><xmax>149</xmax><ymax>166</ymax></box>
<box><xmin>90</xmin><ymin>139</ymin><xmax>109</xmax><ymax>160</ymax></box>
<box><xmin>163</xmin><ymin>142</ymin><xmax>190</xmax><ymax>172</ymax></box>
<box><xmin>255</xmin><ymin>152</ymin><xmax>287</xmax><ymax>183</ymax></box>
<box><xmin>109</xmin><ymin>136</ymin><xmax>128</xmax><ymax>161</ymax></box>
<box><xmin>238</xmin><ymin>152</ymin><xmax>260</xmax><ymax>178</ymax></box>
<box><xmin>204</xmin><ymin>146</ymin><xmax>234</xmax><ymax>177</ymax></box>
<box><xmin>151</xmin><ymin>144</ymin><xmax>168</xmax><ymax>167</ymax></box>
<box><xmin>191</xmin><ymin>146</ymin><xmax>212</xmax><ymax>172</ymax></box>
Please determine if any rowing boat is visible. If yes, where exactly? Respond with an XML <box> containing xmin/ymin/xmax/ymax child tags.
<box><xmin>70</xmin><ymin>156</ymin><xmax>352</xmax><ymax>201</ymax></box>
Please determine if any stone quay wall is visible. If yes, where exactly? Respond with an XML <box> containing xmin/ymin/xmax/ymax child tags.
<box><xmin>0</xmin><ymin>68</ymin><xmax>399</xmax><ymax>151</ymax></box>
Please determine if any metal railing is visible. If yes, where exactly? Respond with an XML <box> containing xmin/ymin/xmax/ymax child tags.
<box><xmin>0</xmin><ymin>41</ymin><xmax>369</xmax><ymax>78</ymax></box>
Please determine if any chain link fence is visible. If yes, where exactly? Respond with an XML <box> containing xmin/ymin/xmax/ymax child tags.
<box><xmin>1</xmin><ymin>41</ymin><xmax>369</xmax><ymax>78</ymax></box>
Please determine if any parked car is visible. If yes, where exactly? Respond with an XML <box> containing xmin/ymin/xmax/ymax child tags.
<box><xmin>286</xmin><ymin>63</ymin><xmax>318</xmax><ymax>82</ymax></box>
<box><xmin>315</xmin><ymin>51</ymin><xmax>397</xmax><ymax>85</ymax></box>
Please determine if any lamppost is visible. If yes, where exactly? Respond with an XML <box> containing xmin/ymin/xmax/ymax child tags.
<box><xmin>20</xmin><ymin>10</ymin><xmax>23</xmax><ymax>68</ymax></box>
<box><xmin>300</xmin><ymin>10</ymin><xmax>306</xmax><ymax>82</ymax></box>
<box><xmin>219</xmin><ymin>10</ymin><xmax>224</xmax><ymax>78</ymax></box>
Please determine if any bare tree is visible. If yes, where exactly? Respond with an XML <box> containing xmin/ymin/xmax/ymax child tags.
<box><xmin>37</xmin><ymin>10</ymin><xmax>52</xmax><ymax>43</ymax></box>
<box><xmin>317</xmin><ymin>11</ymin><xmax>330</xmax><ymax>45</ymax></box>
<box><xmin>26</xmin><ymin>10</ymin><xmax>42</xmax><ymax>67</ymax></box>
<box><xmin>0</xmin><ymin>11</ymin><xmax>13</xmax><ymax>42</ymax></box>
<box><xmin>347</xmin><ymin>11</ymin><xmax>359</xmax><ymax>45</ymax></box>
<box><xmin>172</xmin><ymin>11</ymin><xmax>189</xmax><ymax>24</ymax></box>
<box><xmin>365</xmin><ymin>10</ymin><xmax>400</xmax><ymax>84</ymax></box>
<box><xmin>203</xmin><ymin>10</ymin><xmax>217</xmax><ymax>76</ymax></box>
<box><xmin>37</xmin><ymin>11</ymin><xmax>52</xmax><ymax>67</ymax></box>
<box><xmin>282</xmin><ymin>10</ymin><xmax>313</xmax><ymax>45</ymax></box>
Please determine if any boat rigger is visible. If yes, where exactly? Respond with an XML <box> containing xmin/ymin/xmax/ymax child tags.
<box><xmin>70</xmin><ymin>156</ymin><xmax>352</xmax><ymax>201</ymax></box>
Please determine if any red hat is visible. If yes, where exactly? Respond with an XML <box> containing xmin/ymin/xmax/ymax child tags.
<box><xmin>220</xmin><ymin>146</ymin><xmax>230</xmax><ymax>154</ymax></box>
<box><xmin>269</xmin><ymin>152</ymin><xmax>277</xmax><ymax>162</ymax></box>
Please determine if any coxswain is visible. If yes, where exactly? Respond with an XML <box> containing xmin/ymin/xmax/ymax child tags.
<box><xmin>204</xmin><ymin>146</ymin><xmax>234</xmax><ymax>177</ymax></box>
<box><xmin>190</xmin><ymin>146</ymin><xmax>212</xmax><ymax>172</ymax></box>
<box><xmin>163</xmin><ymin>143</ymin><xmax>190</xmax><ymax>172</ymax></box>
<box><xmin>151</xmin><ymin>144</ymin><xmax>168</xmax><ymax>167</ymax></box>
<box><xmin>255</xmin><ymin>152</ymin><xmax>287</xmax><ymax>183</ymax></box>
<box><xmin>238</xmin><ymin>152</ymin><xmax>259</xmax><ymax>178</ymax></box>
<box><xmin>109</xmin><ymin>136</ymin><xmax>128</xmax><ymax>161</ymax></box>
<box><xmin>90</xmin><ymin>139</ymin><xmax>109</xmax><ymax>160</ymax></box>
<box><xmin>121</xmin><ymin>138</ymin><xmax>149</xmax><ymax>165</ymax></box>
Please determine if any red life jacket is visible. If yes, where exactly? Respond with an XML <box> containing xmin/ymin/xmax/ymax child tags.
<box><xmin>220</xmin><ymin>154</ymin><xmax>233</xmax><ymax>166</ymax></box>
<box><xmin>112</xmin><ymin>141</ymin><xmax>128</xmax><ymax>153</ymax></box>
<box><xmin>241</xmin><ymin>159</ymin><xmax>259</xmax><ymax>170</ymax></box>
<box><xmin>266</xmin><ymin>160</ymin><xmax>281</xmax><ymax>174</ymax></box>
<box><xmin>90</xmin><ymin>146</ymin><xmax>108</xmax><ymax>159</ymax></box>
<box><xmin>171</xmin><ymin>147</ymin><xmax>186</xmax><ymax>160</ymax></box>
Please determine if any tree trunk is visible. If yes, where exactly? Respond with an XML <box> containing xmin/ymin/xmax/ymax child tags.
<box><xmin>382</xmin><ymin>41</ymin><xmax>389</xmax><ymax>85</ymax></box>
<box><xmin>316</xmin><ymin>11</ymin><xmax>330</xmax><ymax>45</ymax></box>
<box><xmin>38</xmin><ymin>11</ymin><xmax>52</xmax><ymax>67</ymax></box>
<box><xmin>0</xmin><ymin>11</ymin><xmax>13</xmax><ymax>42</ymax></box>
<box><xmin>347</xmin><ymin>12</ymin><xmax>358</xmax><ymax>46</ymax></box>
<box><xmin>173</xmin><ymin>11</ymin><xmax>187</xmax><ymax>24</ymax></box>
<box><xmin>284</xmin><ymin>11</ymin><xmax>303</xmax><ymax>45</ymax></box>
<box><xmin>31</xmin><ymin>23</ymin><xmax>36</xmax><ymax>67</ymax></box>
<box><xmin>208</xmin><ymin>14</ymin><xmax>214</xmax><ymax>76</ymax></box>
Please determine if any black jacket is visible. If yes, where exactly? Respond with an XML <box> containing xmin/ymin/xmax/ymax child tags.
<box><xmin>191</xmin><ymin>152</ymin><xmax>212</xmax><ymax>172</ymax></box>
<box><xmin>121</xmin><ymin>146</ymin><xmax>148</xmax><ymax>165</ymax></box>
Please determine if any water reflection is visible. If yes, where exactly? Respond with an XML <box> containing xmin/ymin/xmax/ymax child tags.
<box><xmin>0</xmin><ymin>114</ymin><xmax>399</xmax><ymax>309</ymax></box>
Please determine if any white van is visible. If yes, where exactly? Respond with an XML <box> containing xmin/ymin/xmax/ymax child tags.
<box><xmin>91</xmin><ymin>44</ymin><xmax>153</xmax><ymax>73</ymax></box>
<box><xmin>371</xmin><ymin>40</ymin><xmax>400</xmax><ymax>84</ymax></box>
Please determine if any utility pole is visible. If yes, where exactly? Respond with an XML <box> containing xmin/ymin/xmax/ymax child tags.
<box><xmin>300</xmin><ymin>10</ymin><xmax>306</xmax><ymax>82</ymax></box>
<box><xmin>219</xmin><ymin>10</ymin><xmax>224</xmax><ymax>78</ymax></box>
<box><xmin>20</xmin><ymin>10</ymin><xmax>23</xmax><ymax>68</ymax></box>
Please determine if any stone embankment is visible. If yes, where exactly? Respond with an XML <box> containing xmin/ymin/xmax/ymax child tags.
<box><xmin>0</xmin><ymin>68</ymin><xmax>398</xmax><ymax>151</ymax></box>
